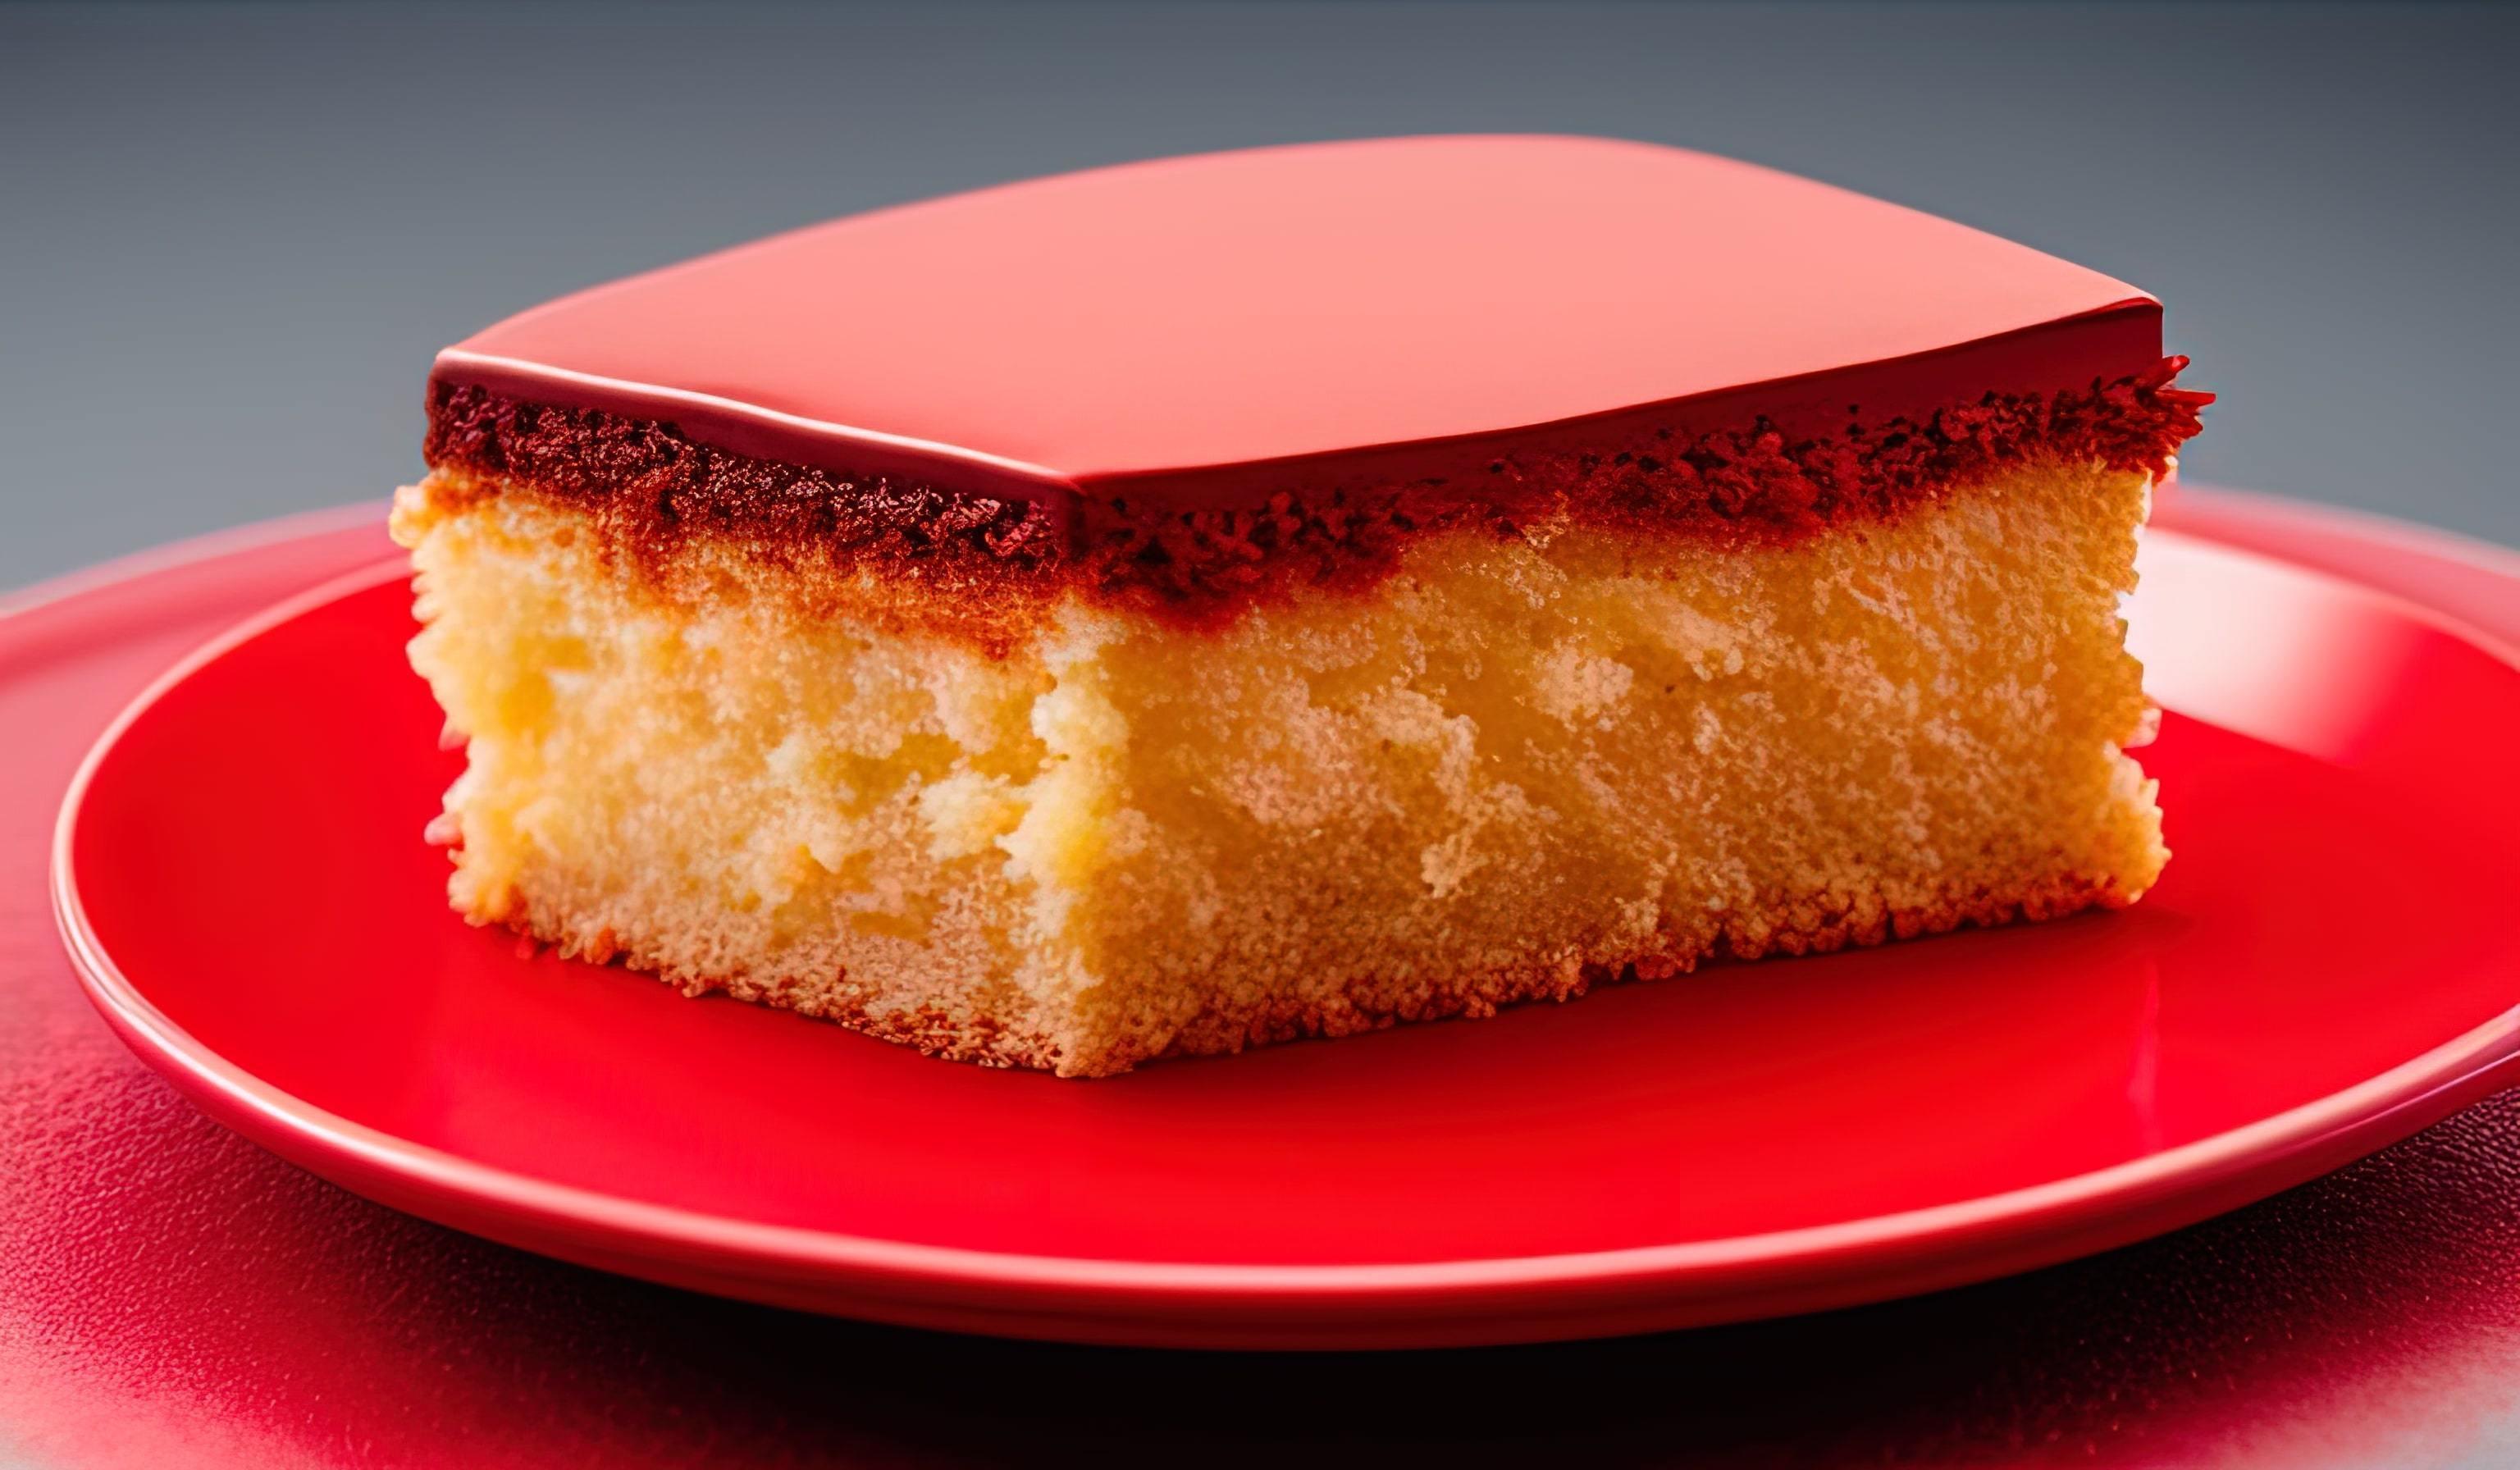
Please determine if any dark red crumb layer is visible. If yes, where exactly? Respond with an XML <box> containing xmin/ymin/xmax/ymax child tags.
<box><xmin>422</xmin><ymin>359</ymin><xmax>2207</xmax><ymax>609</ymax></box>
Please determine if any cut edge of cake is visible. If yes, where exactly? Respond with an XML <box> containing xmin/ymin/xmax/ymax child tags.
<box><xmin>393</xmin><ymin>450</ymin><xmax>2170</xmax><ymax>1078</ymax></box>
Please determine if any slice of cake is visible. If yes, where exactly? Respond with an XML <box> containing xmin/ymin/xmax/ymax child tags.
<box><xmin>392</xmin><ymin>135</ymin><xmax>2208</xmax><ymax>1077</ymax></box>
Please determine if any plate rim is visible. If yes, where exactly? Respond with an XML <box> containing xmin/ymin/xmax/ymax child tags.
<box><xmin>46</xmin><ymin>532</ymin><xmax>2520</xmax><ymax>1339</ymax></box>
<box><xmin>0</xmin><ymin>500</ymin><xmax>385</xmax><ymax>619</ymax></box>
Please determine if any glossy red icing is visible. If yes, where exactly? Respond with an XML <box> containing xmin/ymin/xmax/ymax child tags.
<box><xmin>435</xmin><ymin>135</ymin><xmax>2171</xmax><ymax>508</ymax></box>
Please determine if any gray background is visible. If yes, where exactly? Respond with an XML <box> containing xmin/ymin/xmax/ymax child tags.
<box><xmin>2</xmin><ymin>0</ymin><xmax>2513</xmax><ymax>588</ymax></box>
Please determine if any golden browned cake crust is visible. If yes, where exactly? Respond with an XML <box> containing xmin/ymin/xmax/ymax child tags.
<box><xmin>422</xmin><ymin>360</ymin><xmax>2206</xmax><ymax>642</ymax></box>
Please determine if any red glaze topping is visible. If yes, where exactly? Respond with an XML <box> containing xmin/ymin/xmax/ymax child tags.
<box><xmin>430</xmin><ymin>135</ymin><xmax>2191</xmax><ymax>514</ymax></box>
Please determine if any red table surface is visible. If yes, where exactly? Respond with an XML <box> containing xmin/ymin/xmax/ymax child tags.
<box><xmin>3</xmin><ymin>490</ymin><xmax>2518</xmax><ymax>1469</ymax></box>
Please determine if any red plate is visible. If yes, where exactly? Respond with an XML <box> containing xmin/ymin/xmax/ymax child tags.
<box><xmin>49</xmin><ymin>530</ymin><xmax>2520</xmax><ymax>1349</ymax></box>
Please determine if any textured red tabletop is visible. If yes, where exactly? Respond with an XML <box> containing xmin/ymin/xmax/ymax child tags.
<box><xmin>4</xmin><ymin>492</ymin><xmax>2518</xmax><ymax>1468</ymax></box>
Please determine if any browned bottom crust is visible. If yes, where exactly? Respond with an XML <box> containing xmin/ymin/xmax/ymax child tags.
<box><xmin>504</xmin><ymin>868</ymin><xmax>2130</xmax><ymax>1075</ymax></box>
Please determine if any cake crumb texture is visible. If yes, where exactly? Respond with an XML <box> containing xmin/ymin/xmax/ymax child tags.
<box><xmin>392</xmin><ymin>457</ymin><xmax>2166</xmax><ymax>1076</ymax></box>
